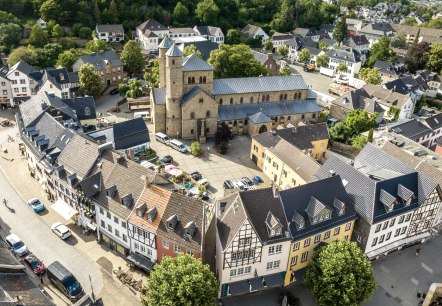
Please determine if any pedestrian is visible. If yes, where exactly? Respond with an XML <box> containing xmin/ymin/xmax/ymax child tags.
<box><xmin>416</xmin><ymin>248</ymin><xmax>420</xmax><ymax>256</ymax></box>
<box><xmin>3</xmin><ymin>199</ymin><xmax>7</xmax><ymax>206</ymax></box>
<box><xmin>40</xmin><ymin>276</ymin><xmax>43</xmax><ymax>284</ymax></box>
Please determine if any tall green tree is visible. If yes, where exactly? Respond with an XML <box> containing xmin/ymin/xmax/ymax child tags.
<box><xmin>359</xmin><ymin>67</ymin><xmax>382</xmax><ymax>85</ymax></box>
<box><xmin>52</xmin><ymin>24</ymin><xmax>63</xmax><ymax>38</ymax></box>
<box><xmin>316</xmin><ymin>54</ymin><xmax>330</xmax><ymax>68</ymax></box>
<box><xmin>143</xmin><ymin>254</ymin><xmax>218</xmax><ymax>306</ymax></box>
<box><xmin>280</xmin><ymin>66</ymin><xmax>291</xmax><ymax>75</ymax></box>
<box><xmin>173</xmin><ymin>2</ymin><xmax>189</xmax><ymax>25</ymax></box>
<box><xmin>298</xmin><ymin>48</ymin><xmax>311</xmax><ymax>64</ymax></box>
<box><xmin>125</xmin><ymin>79</ymin><xmax>142</xmax><ymax>98</ymax></box>
<box><xmin>108</xmin><ymin>0</ymin><xmax>118</xmax><ymax>24</ymax></box>
<box><xmin>195</xmin><ymin>0</ymin><xmax>220</xmax><ymax>25</ymax></box>
<box><xmin>278</xmin><ymin>45</ymin><xmax>289</xmax><ymax>57</ymax></box>
<box><xmin>0</xmin><ymin>11</ymin><xmax>21</xmax><ymax>25</ymax></box>
<box><xmin>0</xmin><ymin>23</ymin><xmax>21</xmax><ymax>52</ymax></box>
<box><xmin>225</xmin><ymin>29</ymin><xmax>241</xmax><ymax>45</ymax></box>
<box><xmin>182</xmin><ymin>44</ymin><xmax>202</xmax><ymax>58</ymax></box>
<box><xmin>333</xmin><ymin>16</ymin><xmax>347</xmax><ymax>45</ymax></box>
<box><xmin>391</xmin><ymin>32</ymin><xmax>407</xmax><ymax>49</ymax></box>
<box><xmin>368</xmin><ymin>37</ymin><xmax>396</xmax><ymax>66</ymax></box>
<box><xmin>7</xmin><ymin>46</ymin><xmax>39</xmax><ymax>66</ymax></box>
<box><xmin>92</xmin><ymin>0</ymin><xmax>101</xmax><ymax>24</ymax></box>
<box><xmin>318</xmin><ymin>42</ymin><xmax>330</xmax><ymax>52</ymax></box>
<box><xmin>336</xmin><ymin>63</ymin><xmax>347</xmax><ymax>73</ymax></box>
<box><xmin>305</xmin><ymin>239</ymin><xmax>376</xmax><ymax>306</ymax></box>
<box><xmin>86</xmin><ymin>39</ymin><xmax>109</xmax><ymax>53</ymax></box>
<box><xmin>39</xmin><ymin>0</ymin><xmax>62</xmax><ymax>23</ymax></box>
<box><xmin>29</xmin><ymin>24</ymin><xmax>48</xmax><ymax>48</ymax></box>
<box><xmin>271</xmin><ymin>0</ymin><xmax>295</xmax><ymax>32</ymax></box>
<box><xmin>405</xmin><ymin>41</ymin><xmax>430</xmax><ymax>73</ymax></box>
<box><xmin>79</xmin><ymin>63</ymin><xmax>102</xmax><ymax>97</ymax></box>
<box><xmin>144</xmin><ymin>59</ymin><xmax>160</xmax><ymax>88</ymax></box>
<box><xmin>208</xmin><ymin>44</ymin><xmax>269</xmax><ymax>78</ymax></box>
<box><xmin>345</xmin><ymin>109</ymin><xmax>377</xmax><ymax>135</ymax></box>
<box><xmin>121</xmin><ymin>40</ymin><xmax>145</xmax><ymax>75</ymax></box>
<box><xmin>56</xmin><ymin>49</ymin><xmax>77</xmax><ymax>72</ymax></box>
<box><xmin>425</xmin><ymin>43</ymin><xmax>442</xmax><ymax>73</ymax></box>
<box><xmin>37</xmin><ymin>43</ymin><xmax>63</xmax><ymax>68</ymax></box>
<box><xmin>264</xmin><ymin>40</ymin><xmax>274</xmax><ymax>52</ymax></box>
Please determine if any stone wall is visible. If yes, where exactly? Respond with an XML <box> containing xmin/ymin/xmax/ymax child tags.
<box><xmin>183</xmin><ymin>71</ymin><xmax>213</xmax><ymax>93</ymax></box>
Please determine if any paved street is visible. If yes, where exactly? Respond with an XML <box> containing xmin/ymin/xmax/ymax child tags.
<box><xmin>290</xmin><ymin>63</ymin><xmax>334</xmax><ymax>96</ymax></box>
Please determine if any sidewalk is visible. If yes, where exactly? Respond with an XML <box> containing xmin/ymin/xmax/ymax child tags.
<box><xmin>0</xmin><ymin>115</ymin><xmax>144</xmax><ymax>305</ymax></box>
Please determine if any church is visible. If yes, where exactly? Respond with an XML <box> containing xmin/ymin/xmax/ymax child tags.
<box><xmin>151</xmin><ymin>37</ymin><xmax>321</xmax><ymax>142</ymax></box>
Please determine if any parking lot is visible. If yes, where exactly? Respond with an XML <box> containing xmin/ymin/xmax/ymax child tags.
<box><xmin>148</xmin><ymin>127</ymin><xmax>270</xmax><ymax>199</ymax></box>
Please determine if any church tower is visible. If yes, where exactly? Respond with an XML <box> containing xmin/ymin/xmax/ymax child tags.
<box><xmin>165</xmin><ymin>44</ymin><xmax>184</xmax><ymax>138</ymax></box>
<box><xmin>158</xmin><ymin>36</ymin><xmax>173</xmax><ymax>88</ymax></box>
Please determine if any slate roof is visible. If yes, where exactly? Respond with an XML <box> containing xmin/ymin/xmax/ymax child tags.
<box><xmin>383</xmin><ymin>78</ymin><xmax>409</xmax><ymax>95</ymax></box>
<box><xmin>8</xmin><ymin>61</ymin><xmax>37</xmax><ymax>76</ymax></box>
<box><xmin>165</xmin><ymin>44</ymin><xmax>183</xmax><ymax>57</ymax></box>
<box><xmin>331</xmin><ymin>88</ymin><xmax>384</xmax><ymax>114</ymax></box>
<box><xmin>169</xmin><ymin>27</ymin><xmax>195</xmax><ymax>34</ymax></box>
<box><xmin>272</xmin><ymin>32</ymin><xmax>294</xmax><ymax>41</ymax></box>
<box><xmin>96</xmin><ymin>24</ymin><xmax>124</xmax><ymax>33</ymax></box>
<box><xmin>422</xmin><ymin>113</ymin><xmax>442</xmax><ymax>130</ymax></box>
<box><xmin>279</xmin><ymin>175</ymin><xmax>357</xmax><ymax>241</ymax></box>
<box><xmin>275</xmin><ymin>123</ymin><xmax>329</xmax><ymax>150</ymax></box>
<box><xmin>319</xmin><ymin>38</ymin><xmax>338</xmax><ymax>46</ymax></box>
<box><xmin>346</xmin><ymin>35</ymin><xmax>370</xmax><ymax>47</ymax></box>
<box><xmin>373</xmin><ymin>60</ymin><xmax>401</xmax><ymax>77</ymax></box>
<box><xmin>39</xmin><ymin>68</ymin><xmax>71</xmax><ymax>90</ymax></box>
<box><xmin>248</xmin><ymin>111</ymin><xmax>272</xmax><ymax>124</ymax></box>
<box><xmin>194</xmin><ymin>26</ymin><xmax>221</xmax><ymax>36</ymax></box>
<box><xmin>33</xmin><ymin>112</ymin><xmax>66</xmax><ymax>148</ymax></box>
<box><xmin>304</xmin><ymin>46</ymin><xmax>322</xmax><ymax>56</ymax></box>
<box><xmin>241</xmin><ymin>24</ymin><xmax>265</xmax><ymax>39</ymax></box>
<box><xmin>152</xmin><ymin>87</ymin><xmax>166</xmax><ymax>105</ymax></box>
<box><xmin>78</xmin><ymin>172</ymin><xmax>102</xmax><ymax>197</ymax></box>
<box><xmin>252</xmin><ymin>131</ymin><xmax>281</xmax><ymax>148</ymax></box>
<box><xmin>213</xmin><ymin>75</ymin><xmax>308</xmax><ymax>95</ymax></box>
<box><xmin>363</xmin><ymin>84</ymin><xmax>410</xmax><ymax>108</ymax></box>
<box><xmin>62</xmin><ymin>96</ymin><xmax>96</xmax><ymax>120</ymax></box>
<box><xmin>0</xmin><ymin>65</ymin><xmax>9</xmax><ymax>78</ymax></box>
<box><xmin>181</xmin><ymin>40</ymin><xmax>219</xmax><ymax>60</ymax></box>
<box><xmin>251</xmin><ymin>50</ymin><xmax>277</xmax><ymax>65</ymax></box>
<box><xmin>182</xmin><ymin>54</ymin><xmax>213</xmax><ymax>71</ymax></box>
<box><xmin>218</xmin><ymin>100</ymin><xmax>320</xmax><ymax>121</ymax></box>
<box><xmin>359</xmin><ymin>22</ymin><xmax>394</xmax><ymax>36</ymax></box>
<box><xmin>326</xmin><ymin>47</ymin><xmax>361</xmax><ymax>63</ymax></box>
<box><xmin>158</xmin><ymin>36</ymin><xmax>173</xmax><ymax>49</ymax></box>
<box><xmin>390</xmin><ymin>119</ymin><xmax>433</xmax><ymax>140</ymax></box>
<box><xmin>74</xmin><ymin>50</ymin><xmax>123</xmax><ymax>71</ymax></box>
<box><xmin>68</xmin><ymin>71</ymin><xmax>79</xmax><ymax>82</ymax></box>
<box><xmin>137</xmin><ymin>19</ymin><xmax>167</xmax><ymax>32</ymax></box>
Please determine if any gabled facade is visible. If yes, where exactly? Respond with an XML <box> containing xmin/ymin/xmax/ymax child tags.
<box><xmin>37</xmin><ymin>68</ymin><xmax>80</xmax><ymax>100</ymax></box>
<box><xmin>241</xmin><ymin>24</ymin><xmax>269</xmax><ymax>43</ymax></box>
<box><xmin>95</xmin><ymin>24</ymin><xmax>125</xmax><ymax>42</ymax></box>
<box><xmin>326</xmin><ymin>47</ymin><xmax>362</xmax><ymax>77</ymax></box>
<box><xmin>216</xmin><ymin>188</ymin><xmax>291</xmax><ymax>297</ymax></box>
<box><xmin>6</xmin><ymin>61</ymin><xmax>39</xmax><ymax>102</ymax></box>
<box><xmin>193</xmin><ymin>26</ymin><xmax>224</xmax><ymax>44</ymax></box>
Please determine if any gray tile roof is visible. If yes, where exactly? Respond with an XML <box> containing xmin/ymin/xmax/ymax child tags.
<box><xmin>182</xmin><ymin>54</ymin><xmax>213</xmax><ymax>71</ymax></box>
<box><xmin>390</xmin><ymin>119</ymin><xmax>433</xmax><ymax>140</ymax></box>
<box><xmin>158</xmin><ymin>36</ymin><xmax>173</xmax><ymax>49</ymax></box>
<box><xmin>326</xmin><ymin>47</ymin><xmax>361</xmax><ymax>63</ymax></box>
<box><xmin>181</xmin><ymin>86</ymin><xmax>214</xmax><ymax>105</ymax></box>
<box><xmin>251</xmin><ymin>50</ymin><xmax>277</xmax><ymax>65</ymax></box>
<box><xmin>272</xmin><ymin>32</ymin><xmax>294</xmax><ymax>41</ymax></box>
<box><xmin>346</xmin><ymin>35</ymin><xmax>370</xmax><ymax>47</ymax></box>
<box><xmin>383</xmin><ymin>78</ymin><xmax>409</xmax><ymax>95</ymax></box>
<box><xmin>62</xmin><ymin>96</ymin><xmax>96</xmax><ymax>120</ymax></box>
<box><xmin>165</xmin><ymin>44</ymin><xmax>183</xmax><ymax>57</ymax></box>
<box><xmin>275</xmin><ymin>123</ymin><xmax>329</xmax><ymax>150</ymax></box>
<box><xmin>252</xmin><ymin>131</ymin><xmax>281</xmax><ymax>148</ymax></box>
<box><xmin>248</xmin><ymin>111</ymin><xmax>272</xmax><ymax>123</ymax></box>
<box><xmin>181</xmin><ymin>40</ymin><xmax>218</xmax><ymax>60</ymax></box>
<box><xmin>279</xmin><ymin>175</ymin><xmax>357</xmax><ymax>241</ymax></box>
<box><xmin>137</xmin><ymin>19</ymin><xmax>167</xmax><ymax>32</ymax></box>
<box><xmin>74</xmin><ymin>50</ymin><xmax>123</xmax><ymax>71</ymax></box>
<box><xmin>9</xmin><ymin>61</ymin><xmax>37</xmax><ymax>76</ymax></box>
<box><xmin>33</xmin><ymin>112</ymin><xmax>66</xmax><ymax>148</ymax></box>
<box><xmin>331</xmin><ymin>88</ymin><xmax>384</xmax><ymax>114</ymax></box>
<box><xmin>96</xmin><ymin>24</ymin><xmax>124</xmax><ymax>33</ymax></box>
<box><xmin>359</xmin><ymin>22</ymin><xmax>394</xmax><ymax>37</ymax></box>
<box><xmin>0</xmin><ymin>65</ymin><xmax>8</xmax><ymax>78</ymax></box>
<box><xmin>194</xmin><ymin>26</ymin><xmax>221</xmax><ymax>36</ymax></box>
<box><xmin>241</xmin><ymin>24</ymin><xmax>265</xmax><ymax>39</ymax></box>
<box><xmin>152</xmin><ymin>87</ymin><xmax>166</xmax><ymax>105</ymax></box>
<box><xmin>305</xmin><ymin>197</ymin><xmax>327</xmax><ymax>217</ymax></box>
<box><xmin>304</xmin><ymin>46</ymin><xmax>322</xmax><ymax>56</ymax></box>
<box><xmin>213</xmin><ymin>75</ymin><xmax>308</xmax><ymax>95</ymax></box>
<box><xmin>422</xmin><ymin>113</ymin><xmax>442</xmax><ymax>130</ymax></box>
<box><xmin>218</xmin><ymin>99</ymin><xmax>320</xmax><ymax>121</ymax></box>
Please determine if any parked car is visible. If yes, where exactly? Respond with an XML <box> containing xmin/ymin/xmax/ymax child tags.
<box><xmin>252</xmin><ymin>176</ymin><xmax>263</xmax><ymax>184</ymax></box>
<box><xmin>108</xmin><ymin>106</ymin><xmax>121</xmax><ymax>113</ymax></box>
<box><xmin>198</xmin><ymin>178</ymin><xmax>210</xmax><ymax>188</ymax></box>
<box><xmin>47</xmin><ymin>261</ymin><xmax>84</xmax><ymax>301</ymax></box>
<box><xmin>155</xmin><ymin>132</ymin><xmax>170</xmax><ymax>145</ymax></box>
<box><xmin>23</xmin><ymin>254</ymin><xmax>45</xmax><ymax>275</ymax></box>
<box><xmin>5</xmin><ymin>234</ymin><xmax>28</xmax><ymax>257</ymax></box>
<box><xmin>234</xmin><ymin>180</ymin><xmax>246</xmax><ymax>190</ymax></box>
<box><xmin>190</xmin><ymin>171</ymin><xmax>202</xmax><ymax>181</ymax></box>
<box><xmin>169</xmin><ymin>139</ymin><xmax>188</xmax><ymax>153</ymax></box>
<box><xmin>109</xmin><ymin>88</ymin><xmax>119</xmax><ymax>95</ymax></box>
<box><xmin>223</xmin><ymin>180</ymin><xmax>235</xmax><ymax>189</ymax></box>
<box><xmin>159</xmin><ymin>155</ymin><xmax>173</xmax><ymax>165</ymax></box>
<box><xmin>241</xmin><ymin>177</ymin><xmax>253</xmax><ymax>187</ymax></box>
<box><xmin>51</xmin><ymin>223</ymin><xmax>72</xmax><ymax>240</ymax></box>
<box><xmin>27</xmin><ymin>198</ymin><xmax>45</xmax><ymax>213</ymax></box>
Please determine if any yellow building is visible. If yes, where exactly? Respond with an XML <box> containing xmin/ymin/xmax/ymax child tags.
<box><xmin>250</xmin><ymin>123</ymin><xmax>329</xmax><ymax>189</ymax></box>
<box><xmin>278</xmin><ymin>175</ymin><xmax>358</xmax><ymax>285</ymax></box>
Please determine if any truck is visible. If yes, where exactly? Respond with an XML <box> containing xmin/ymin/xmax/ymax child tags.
<box><xmin>303</xmin><ymin>63</ymin><xmax>316</xmax><ymax>72</ymax></box>
<box><xmin>328</xmin><ymin>83</ymin><xmax>353</xmax><ymax>96</ymax></box>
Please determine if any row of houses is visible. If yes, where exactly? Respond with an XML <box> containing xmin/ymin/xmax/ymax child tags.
<box><xmin>215</xmin><ymin>142</ymin><xmax>442</xmax><ymax>297</ymax></box>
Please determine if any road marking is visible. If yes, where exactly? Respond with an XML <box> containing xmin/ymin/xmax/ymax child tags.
<box><xmin>410</xmin><ymin>277</ymin><xmax>419</xmax><ymax>286</ymax></box>
<box><xmin>421</xmin><ymin>262</ymin><xmax>433</xmax><ymax>274</ymax></box>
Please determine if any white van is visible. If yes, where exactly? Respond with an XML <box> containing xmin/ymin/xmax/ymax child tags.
<box><xmin>155</xmin><ymin>132</ymin><xmax>170</xmax><ymax>144</ymax></box>
<box><xmin>134</xmin><ymin>111</ymin><xmax>150</xmax><ymax>120</ymax></box>
<box><xmin>169</xmin><ymin>139</ymin><xmax>187</xmax><ymax>153</ymax></box>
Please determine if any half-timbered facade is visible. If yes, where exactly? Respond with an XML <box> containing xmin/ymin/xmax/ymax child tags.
<box><xmin>216</xmin><ymin>188</ymin><xmax>291</xmax><ymax>298</ymax></box>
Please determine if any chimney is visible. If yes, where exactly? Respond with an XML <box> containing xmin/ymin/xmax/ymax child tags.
<box><xmin>329</xmin><ymin>170</ymin><xmax>336</xmax><ymax>177</ymax></box>
<box><xmin>272</xmin><ymin>185</ymin><xmax>279</xmax><ymax>198</ymax></box>
<box><xmin>219</xmin><ymin>201</ymin><xmax>227</xmax><ymax>214</ymax></box>
<box><xmin>97</xmin><ymin>141</ymin><xmax>113</xmax><ymax>155</ymax></box>
<box><xmin>267</xmin><ymin>53</ymin><xmax>273</xmax><ymax>60</ymax></box>
<box><xmin>41</xmin><ymin>101</ymin><xmax>48</xmax><ymax>110</ymax></box>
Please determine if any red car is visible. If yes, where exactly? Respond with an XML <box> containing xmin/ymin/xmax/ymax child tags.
<box><xmin>23</xmin><ymin>254</ymin><xmax>45</xmax><ymax>276</ymax></box>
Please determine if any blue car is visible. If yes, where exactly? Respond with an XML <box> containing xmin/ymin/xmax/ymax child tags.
<box><xmin>252</xmin><ymin>176</ymin><xmax>263</xmax><ymax>184</ymax></box>
<box><xmin>27</xmin><ymin>198</ymin><xmax>45</xmax><ymax>213</ymax></box>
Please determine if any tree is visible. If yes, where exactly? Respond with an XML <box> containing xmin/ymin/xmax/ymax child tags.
<box><xmin>143</xmin><ymin>254</ymin><xmax>218</xmax><ymax>306</ymax></box>
<box><xmin>304</xmin><ymin>239</ymin><xmax>376</xmax><ymax>306</ymax></box>
<box><xmin>29</xmin><ymin>24</ymin><xmax>48</xmax><ymax>48</ymax></box>
<box><xmin>0</xmin><ymin>23</ymin><xmax>21</xmax><ymax>52</ymax></box>
<box><xmin>118</xmin><ymin>82</ymin><xmax>130</xmax><ymax>96</ymax></box>
<box><xmin>7</xmin><ymin>46</ymin><xmax>39</xmax><ymax>66</ymax></box>
<box><xmin>333</xmin><ymin>16</ymin><xmax>347</xmax><ymax>45</ymax></box>
<box><xmin>336</xmin><ymin>63</ymin><xmax>347</xmax><ymax>73</ymax></box>
<box><xmin>173</xmin><ymin>2</ymin><xmax>189</xmax><ymax>24</ymax></box>
<box><xmin>79</xmin><ymin>63</ymin><xmax>102</xmax><ymax>97</ymax></box>
<box><xmin>359</xmin><ymin>67</ymin><xmax>382</xmax><ymax>85</ymax></box>
<box><xmin>298</xmin><ymin>48</ymin><xmax>311</xmax><ymax>64</ymax></box>
<box><xmin>351</xmin><ymin>135</ymin><xmax>368</xmax><ymax>149</ymax></box>
<box><xmin>52</xmin><ymin>24</ymin><xmax>63</xmax><ymax>38</ymax></box>
<box><xmin>368</xmin><ymin>37</ymin><xmax>396</xmax><ymax>66</ymax></box>
<box><xmin>271</xmin><ymin>0</ymin><xmax>294</xmax><ymax>32</ymax></box>
<box><xmin>226</xmin><ymin>29</ymin><xmax>241</xmax><ymax>45</ymax></box>
<box><xmin>190</xmin><ymin>141</ymin><xmax>202</xmax><ymax>156</ymax></box>
<box><xmin>195</xmin><ymin>0</ymin><xmax>220</xmax><ymax>25</ymax></box>
<box><xmin>144</xmin><ymin>59</ymin><xmax>160</xmax><ymax>88</ymax></box>
<box><xmin>405</xmin><ymin>41</ymin><xmax>430</xmax><ymax>73</ymax></box>
<box><xmin>264</xmin><ymin>40</ymin><xmax>274</xmax><ymax>52</ymax></box>
<box><xmin>39</xmin><ymin>0</ymin><xmax>62</xmax><ymax>23</ymax></box>
<box><xmin>318</xmin><ymin>42</ymin><xmax>330</xmax><ymax>52</ymax></box>
<box><xmin>329</xmin><ymin>122</ymin><xmax>352</xmax><ymax>143</ymax></box>
<box><xmin>108</xmin><ymin>0</ymin><xmax>118</xmax><ymax>24</ymax></box>
<box><xmin>425</xmin><ymin>43</ymin><xmax>442</xmax><ymax>73</ymax></box>
<box><xmin>345</xmin><ymin>109</ymin><xmax>377</xmax><ymax>135</ymax></box>
<box><xmin>78</xmin><ymin>27</ymin><xmax>92</xmax><ymax>39</ymax></box>
<box><xmin>0</xmin><ymin>11</ymin><xmax>21</xmax><ymax>25</ymax></box>
<box><xmin>182</xmin><ymin>44</ymin><xmax>202</xmax><ymax>58</ymax></box>
<box><xmin>208</xmin><ymin>44</ymin><xmax>268</xmax><ymax>78</ymax></box>
<box><xmin>56</xmin><ymin>49</ymin><xmax>77</xmax><ymax>72</ymax></box>
<box><xmin>278</xmin><ymin>45</ymin><xmax>289</xmax><ymax>57</ymax></box>
<box><xmin>391</xmin><ymin>32</ymin><xmax>407</xmax><ymax>49</ymax></box>
<box><xmin>86</xmin><ymin>39</ymin><xmax>109</xmax><ymax>53</ymax></box>
<box><xmin>215</xmin><ymin>122</ymin><xmax>233</xmax><ymax>154</ymax></box>
<box><xmin>37</xmin><ymin>43</ymin><xmax>63</xmax><ymax>68</ymax></box>
<box><xmin>92</xmin><ymin>0</ymin><xmax>101</xmax><ymax>24</ymax></box>
<box><xmin>125</xmin><ymin>79</ymin><xmax>142</xmax><ymax>98</ymax></box>
<box><xmin>425</xmin><ymin>18</ymin><xmax>442</xmax><ymax>30</ymax></box>
<box><xmin>367</xmin><ymin>128</ymin><xmax>374</xmax><ymax>143</ymax></box>
<box><xmin>121</xmin><ymin>40</ymin><xmax>145</xmax><ymax>75</ymax></box>
<box><xmin>316</xmin><ymin>54</ymin><xmax>330</xmax><ymax>68</ymax></box>
<box><xmin>280</xmin><ymin>66</ymin><xmax>291</xmax><ymax>76</ymax></box>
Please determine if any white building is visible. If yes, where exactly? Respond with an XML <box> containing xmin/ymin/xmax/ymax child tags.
<box><xmin>0</xmin><ymin>66</ymin><xmax>13</xmax><ymax>108</ymax></box>
<box><xmin>6</xmin><ymin>61</ymin><xmax>40</xmax><ymax>102</ymax></box>
<box><xmin>272</xmin><ymin>32</ymin><xmax>294</xmax><ymax>50</ymax></box>
<box><xmin>216</xmin><ymin>188</ymin><xmax>291</xmax><ymax>298</ymax></box>
<box><xmin>326</xmin><ymin>47</ymin><xmax>362</xmax><ymax>77</ymax></box>
<box><xmin>136</xmin><ymin>19</ymin><xmax>169</xmax><ymax>51</ymax></box>
<box><xmin>95</xmin><ymin>24</ymin><xmax>125</xmax><ymax>43</ymax></box>
<box><xmin>193</xmin><ymin>26</ymin><xmax>224</xmax><ymax>44</ymax></box>
<box><xmin>37</xmin><ymin>68</ymin><xmax>80</xmax><ymax>99</ymax></box>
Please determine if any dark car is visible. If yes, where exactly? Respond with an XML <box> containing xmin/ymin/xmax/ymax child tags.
<box><xmin>241</xmin><ymin>177</ymin><xmax>253</xmax><ymax>186</ymax></box>
<box><xmin>190</xmin><ymin>171</ymin><xmax>202</xmax><ymax>181</ymax></box>
<box><xmin>159</xmin><ymin>155</ymin><xmax>173</xmax><ymax>165</ymax></box>
<box><xmin>24</xmin><ymin>254</ymin><xmax>45</xmax><ymax>276</ymax></box>
<box><xmin>223</xmin><ymin>180</ymin><xmax>235</xmax><ymax>189</ymax></box>
<box><xmin>47</xmin><ymin>261</ymin><xmax>83</xmax><ymax>301</ymax></box>
<box><xmin>109</xmin><ymin>88</ymin><xmax>119</xmax><ymax>95</ymax></box>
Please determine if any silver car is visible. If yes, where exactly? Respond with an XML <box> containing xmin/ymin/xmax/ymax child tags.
<box><xmin>5</xmin><ymin>234</ymin><xmax>28</xmax><ymax>257</ymax></box>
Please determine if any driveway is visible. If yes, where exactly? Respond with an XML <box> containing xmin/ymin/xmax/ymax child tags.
<box><xmin>290</xmin><ymin>63</ymin><xmax>334</xmax><ymax>96</ymax></box>
<box><xmin>149</xmin><ymin>129</ymin><xmax>270</xmax><ymax>199</ymax></box>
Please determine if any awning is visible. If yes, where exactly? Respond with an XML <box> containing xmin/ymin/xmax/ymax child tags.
<box><xmin>127</xmin><ymin>252</ymin><xmax>155</xmax><ymax>273</ymax></box>
<box><xmin>264</xmin><ymin>272</ymin><xmax>284</xmax><ymax>288</ymax></box>
<box><xmin>51</xmin><ymin>199</ymin><xmax>78</xmax><ymax>220</ymax></box>
<box><xmin>228</xmin><ymin>280</ymin><xmax>250</xmax><ymax>296</ymax></box>
<box><xmin>249</xmin><ymin>277</ymin><xmax>264</xmax><ymax>291</ymax></box>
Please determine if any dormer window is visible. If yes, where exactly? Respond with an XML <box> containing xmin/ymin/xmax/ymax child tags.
<box><xmin>166</xmin><ymin>214</ymin><xmax>178</xmax><ymax>231</ymax></box>
<box><xmin>147</xmin><ymin>207</ymin><xmax>157</xmax><ymax>222</ymax></box>
<box><xmin>184</xmin><ymin>221</ymin><xmax>196</xmax><ymax>238</ymax></box>
<box><xmin>265</xmin><ymin>211</ymin><xmax>283</xmax><ymax>237</ymax></box>
<box><xmin>380</xmin><ymin>189</ymin><xmax>397</xmax><ymax>212</ymax></box>
<box><xmin>84</xmin><ymin>107</ymin><xmax>90</xmax><ymax>116</ymax></box>
<box><xmin>137</xmin><ymin>202</ymin><xmax>147</xmax><ymax>217</ymax></box>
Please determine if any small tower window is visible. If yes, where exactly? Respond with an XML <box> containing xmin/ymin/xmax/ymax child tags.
<box><xmin>191</xmin><ymin>77</ymin><xmax>195</xmax><ymax>84</ymax></box>
<box><xmin>199</xmin><ymin>98</ymin><xmax>204</xmax><ymax>103</ymax></box>
<box><xmin>219</xmin><ymin>98</ymin><xmax>223</xmax><ymax>104</ymax></box>
<box><xmin>190</xmin><ymin>112</ymin><xmax>195</xmax><ymax>119</ymax></box>
<box><xmin>240</xmin><ymin>97</ymin><xmax>243</xmax><ymax>103</ymax></box>
<box><xmin>230</xmin><ymin>98</ymin><xmax>233</xmax><ymax>104</ymax></box>
<box><xmin>191</xmin><ymin>129</ymin><xmax>194</xmax><ymax>134</ymax></box>
<box><xmin>262</xmin><ymin>95</ymin><xmax>265</xmax><ymax>102</ymax></box>
<box><xmin>233</xmin><ymin>120</ymin><xmax>237</xmax><ymax>126</ymax></box>
<box><xmin>250</xmin><ymin>97</ymin><xmax>254</xmax><ymax>103</ymax></box>
<box><xmin>280</xmin><ymin>94</ymin><xmax>283</xmax><ymax>100</ymax></box>
<box><xmin>266</xmin><ymin>95</ymin><xmax>269</xmax><ymax>101</ymax></box>
<box><xmin>188</xmin><ymin>77</ymin><xmax>191</xmax><ymax>84</ymax></box>
<box><xmin>206</xmin><ymin>110</ymin><xmax>211</xmax><ymax>118</ymax></box>
<box><xmin>199</xmin><ymin>76</ymin><xmax>202</xmax><ymax>83</ymax></box>
<box><xmin>172</xmin><ymin>60</ymin><xmax>175</xmax><ymax>65</ymax></box>
<box><xmin>301</xmin><ymin>114</ymin><xmax>305</xmax><ymax>119</ymax></box>
<box><xmin>284</xmin><ymin>94</ymin><xmax>287</xmax><ymax>100</ymax></box>
<box><xmin>203</xmin><ymin>76</ymin><xmax>207</xmax><ymax>83</ymax></box>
